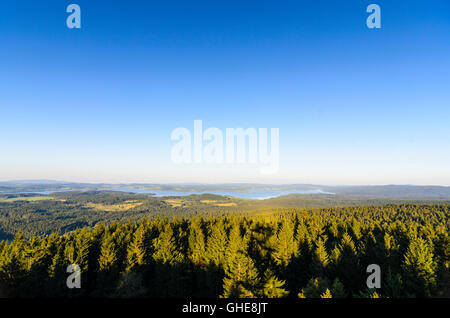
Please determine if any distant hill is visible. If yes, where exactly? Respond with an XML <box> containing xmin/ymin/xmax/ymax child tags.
<box><xmin>0</xmin><ymin>181</ymin><xmax>449</xmax><ymax>200</ymax></box>
<box><xmin>0</xmin><ymin>179</ymin><xmax>69</xmax><ymax>185</ymax></box>
<box><xmin>322</xmin><ymin>185</ymin><xmax>450</xmax><ymax>200</ymax></box>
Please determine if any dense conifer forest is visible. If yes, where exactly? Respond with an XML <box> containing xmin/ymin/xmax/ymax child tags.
<box><xmin>0</xmin><ymin>204</ymin><xmax>448</xmax><ymax>298</ymax></box>
<box><xmin>1</xmin><ymin>191</ymin><xmax>447</xmax><ymax>241</ymax></box>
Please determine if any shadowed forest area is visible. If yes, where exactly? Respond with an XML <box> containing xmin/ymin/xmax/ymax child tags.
<box><xmin>0</xmin><ymin>204</ymin><xmax>448</xmax><ymax>298</ymax></box>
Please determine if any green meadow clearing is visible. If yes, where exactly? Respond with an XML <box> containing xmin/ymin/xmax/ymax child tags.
<box><xmin>0</xmin><ymin>196</ymin><xmax>54</xmax><ymax>202</ymax></box>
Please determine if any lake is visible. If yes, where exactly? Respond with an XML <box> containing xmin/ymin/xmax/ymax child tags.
<box><xmin>108</xmin><ymin>188</ymin><xmax>334</xmax><ymax>199</ymax></box>
<box><xmin>2</xmin><ymin>188</ymin><xmax>334</xmax><ymax>200</ymax></box>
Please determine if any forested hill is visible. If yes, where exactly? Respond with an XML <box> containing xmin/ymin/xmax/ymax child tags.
<box><xmin>0</xmin><ymin>204</ymin><xmax>448</xmax><ymax>298</ymax></box>
<box><xmin>323</xmin><ymin>185</ymin><xmax>450</xmax><ymax>200</ymax></box>
<box><xmin>0</xmin><ymin>191</ymin><xmax>449</xmax><ymax>241</ymax></box>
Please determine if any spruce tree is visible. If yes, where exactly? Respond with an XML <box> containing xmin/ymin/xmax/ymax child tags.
<box><xmin>222</xmin><ymin>250</ymin><xmax>259</xmax><ymax>298</ymax></box>
<box><xmin>311</xmin><ymin>236</ymin><xmax>329</xmax><ymax>276</ymax></box>
<box><xmin>152</xmin><ymin>224</ymin><xmax>184</xmax><ymax>265</ymax></box>
<box><xmin>320</xmin><ymin>288</ymin><xmax>332</xmax><ymax>298</ymax></box>
<box><xmin>188</xmin><ymin>219</ymin><xmax>206</xmax><ymax>265</ymax></box>
<box><xmin>402</xmin><ymin>236</ymin><xmax>437</xmax><ymax>297</ymax></box>
<box><xmin>261</xmin><ymin>269</ymin><xmax>289</xmax><ymax>298</ymax></box>
<box><xmin>205</xmin><ymin>219</ymin><xmax>228</xmax><ymax>267</ymax></box>
<box><xmin>96</xmin><ymin>231</ymin><xmax>119</xmax><ymax>296</ymax></box>
<box><xmin>271</xmin><ymin>220</ymin><xmax>296</xmax><ymax>267</ymax></box>
<box><xmin>126</xmin><ymin>224</ymin><xmax>149</xmax><ymax>271</ymax></box>
<box><xmin>152</xmin><ymin>224</ymin><xmax>186</xmax><ymax>297</ymax></box>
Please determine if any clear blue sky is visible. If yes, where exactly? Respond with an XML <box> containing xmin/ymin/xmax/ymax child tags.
<box><xmin>0</xmin><ymin>0</ymin><xmax>449</xmax><ymax>185</ymax></box>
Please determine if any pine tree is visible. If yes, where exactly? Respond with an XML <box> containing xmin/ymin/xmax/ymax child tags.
<box><xmin>188</xmin><ymin>219</ymin><xmax>206</xmax><ymax>265</ymax></box>
<box><xmin>99</xmin><ymin>232</ymin><xmax>118</xmax><ymax>272</ymax></box>
<box><xmin>261</xmin><ymin>269</ymin><xmax>289</xmax><ymax>298</ymax></box>
<box><xmin>298</xmin><ymin>277</ymin><xmax>329</xmax><ymax>298</ymax></box>
<box><xmin>126</xmin><ymin>224</ymin><xmax>149</xmax><ymax>271</ymax></box>
<box><xmin>95</xmin><ymin>231</ymin><xmax>119</xmax><ymax>296</ymax></box>
<box><xmin>330</xmin><ymin>278</ymin><xmax>347</xmax><ymax>298</ymax></box>
<box><xmin>336</xmin><ymin>232</ymin><xmax>362</xmax><ymax>294</ymax></box>
<box><xmin>271</xmin><ymin>220</ymin><xmax>296</xmax><ymax>267</ymax></box>
<box><xmin>225</xmin><ymin>222</ymin><xmax>248</xmax><ymax>273</ymax></box>
<box><xmin>78</xmin><ymin>229</ymin><xmax>92</xmax><ymax>268</ymax></box>
<box><xmin>222</xmin><ymin>251</ymin><xmax>260</xmax><ymax>298</ymax></box>
<box><xmin>311</xmin><ymin>236</ymin><xmax>329</xmax><ymax>276</ymax></box>
<box><xmin>20</xmin><ymin>234</ymin><xmax>51</xmax><ymax>297</ymax></box>
<box><xmin>320</xmin><ymin>288</ymin><xmax>332</xmax><ymax>298</ymax></box>
<box><xmin>47</xmin><ymin>243</ymin><xmax>68</xmax><ymax>297</ymax></box>
<box><xmin>205</xmin><ymin>219</ymin><xmax>228</xmax><ymax>267</ymax></box>
<box><xmin>0</xmin><ymin>242</ymin><xmax>25</xmax><ymax>297</ymax></box>
<box><xmin>402</xmin><ymin>236</ymin><xmax>437</xmax><ymax>297</ymax></box>
<box><xmin>64</xmin><ymin>240</ymin><xmax>76</xmax><ymax>265</ymax></box>
<box><xmin>152</xmin><ymin>224</ymin><xmax>184</xmax><ymax>265</ymax></box>
<box><xmin>222</xmin><ymin>222</ymin><xmax>259</xmax><ymax>298</ymax></box>
<box><xmin>152</xmin><ymin>224</ymin><xmax>186</xmax><ymax>297</ymax></box>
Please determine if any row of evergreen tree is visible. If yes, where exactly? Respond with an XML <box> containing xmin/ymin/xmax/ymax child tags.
<box><xmin>0</xmin><ymin>204</ymin><xmax>448</xmax><ymax>298</ymax></box>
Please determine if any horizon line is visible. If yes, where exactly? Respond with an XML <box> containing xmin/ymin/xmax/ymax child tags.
<box><xmin>0</xmin><ymin>179</ymin><xmax>449</xmax><ymax>188</ymax></box>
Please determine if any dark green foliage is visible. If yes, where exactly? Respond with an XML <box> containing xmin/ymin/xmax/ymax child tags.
<box><xmin>0</xmin><ymin>204</ymin><xmax>448</xmax><ymax>298</ymax></box>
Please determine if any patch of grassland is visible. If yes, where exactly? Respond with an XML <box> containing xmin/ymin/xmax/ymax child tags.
<box><xmin>200</xmin><ymin>199</ymin><xmax>236</xmax><ymax>207</ymax></box>
<box><xmin>165</xmin><ymin>199</ymin><xmax>184</xmax><ymax>207</ymax></box>
<box><xmin>0</xmin><ymin>196</ymin><xmax>54</xmax><ymax>202</ymax></box>
<box><xmin>85</xmin><ymin>201</ymin><xmax>144</xmax><ymax>212</ymax></box>
<box><xmin>215</xmin><ymin>202</ymin><xmax>237</xmax><ymax>207</ymax></box>
<box><xmin>200</xmin><ymin>200</ymin><xmax>217</xmax><ymax>203</ymax></box>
